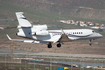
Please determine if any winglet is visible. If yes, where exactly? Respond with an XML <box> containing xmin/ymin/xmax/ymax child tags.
<box><xmin>58</xmin><ymin>29</ymin><xmax>71</xmax><ymax>42</ymax></box>
<box><xmin>61</xmin><ymin>29</ymin><xmax>65</xmax><ymax>34</ymax></box>
<box><xmin>6</xmin><ymin>34</ymin><xmax>12</xmax><ymax>40</ymax></box>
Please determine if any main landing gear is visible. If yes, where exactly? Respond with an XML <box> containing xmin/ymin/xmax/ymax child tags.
<box><xmin>47</xmin><ymin>42</ymin><xmax>61</xmax><ymax>48</ymax></box>
<box><xmin>57</xmin><ymin>43</ymin><xmax>61</xmax><ymax>48</ymax></box>
<box><xmin>48</xmin><ymin>42</ymin><xmax>52</xmax><ymax>48</ymax></box>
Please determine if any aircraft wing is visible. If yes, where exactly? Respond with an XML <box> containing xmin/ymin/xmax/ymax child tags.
<box><xmin>6</xmin><ymin>34</ymin><xmax>47</xmax><ymax>44</ymax></box>
<box><xmin>50</xmin><ymin>30</ymin><xmax>71</xmax><ymax>43</ymax></box>
<box><xmin>58</xmin><ymin>30</ymin><xmax>71</xmax><ymax>42</ymax></box>
<box><xmin>59</xmin><ymin>33</ymin><xmax>71</xmax><ymax>42</ymax></box>
<box><xmin>6</xmin><ymin>29</ymin><xmax>71</xmax><ymax>44</ymax></box>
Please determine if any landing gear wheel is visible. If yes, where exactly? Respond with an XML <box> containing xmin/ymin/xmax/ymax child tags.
<box><xmin>57</xmin><ymin>43</ymin><xmax>61</xmax><ymax>48</ymax></box>
<box><xmin>48</xmin><ymin>43</ymin><xmax>52</xmax><ymax>48</ymax></box>
<box><xmin>89</xmin><ymin>43</ymin><xmax>92</xmax><ymax>46</ymax></box>
<box><xmin>89</xmin><ymin>39</ymin><xmax>92</xmax><ymax>46</ymax></box>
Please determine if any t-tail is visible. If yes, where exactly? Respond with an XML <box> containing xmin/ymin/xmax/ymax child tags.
<box><xmin>15</xmin><ymin>12</ymin><xmax>32</xmax><ymax>27</ymax></box>
<box><xmin>15</xmin><ymin>12</ymin><xmax>32</xmax><ymax>38</ymax></box>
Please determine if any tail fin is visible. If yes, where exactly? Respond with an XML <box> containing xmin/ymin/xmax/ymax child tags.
<box><xmin>15</xmin><ymin>12</ymin><xmax>32</xmax><ymax>27</ymax></box>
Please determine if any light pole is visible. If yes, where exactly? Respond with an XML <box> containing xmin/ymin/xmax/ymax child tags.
<box><xmin>11</xmin><ymin>40</ymin><xmax>13</xmax><ymax>59</ymax></box>
<box><xmin>34</xmin><ymin>63</ymin><xmax>35</xmax><ymax>70</ymax></box>
<box><xmin>25</xmin><ymin>61</ymin><xmax>26</xmax><ymax>70</ymax></box>
<box><xmin>80</xmin><ymin>59</ymin><xmax>81</xmax><ymax>70</ymax></box>
<box><xmin>83</xmin><ymin>58</ymin><xmax>84</xmax><ymax>70</ymax></box>
<box><xmin>5</xmin><ymin>54</ymin><xmax>6</xmax><ymax>68</ymax></box>
<box><xmin>50</xmin><ymin>58</ymin><xmax>52</xmax><ymax>70</ymax></box>
<box><xmin>71</xmin><ymin>58</ymin><xmax>72</xmax><ymax>70</ymax></box>
<box><xmin>20</xmin><ymin>59</ymin><xmax>21</xmax><ymax>70</ymax></box>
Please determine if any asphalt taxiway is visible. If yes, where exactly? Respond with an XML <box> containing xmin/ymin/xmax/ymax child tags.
<box><xmin>0</xmin><ymin>49</ymin><xmax>105</xmax><ymax>61</ymax></box>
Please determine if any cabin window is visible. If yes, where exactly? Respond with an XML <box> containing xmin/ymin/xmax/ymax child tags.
<box><xmin>74</xmin><ymin>32</ymin><xmax>76</xmax><ymax>34</ymax></box>
<box><xmin>77</xmin><ymin>32</ymin><xmax>78</xmax><ymax>34</ymax></box>
<box><xmin>72</xmin><ymin>32</ymin><xmax>83</xmax><ymax>34</ymax></box>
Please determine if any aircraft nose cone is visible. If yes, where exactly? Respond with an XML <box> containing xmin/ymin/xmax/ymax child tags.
<box><xmin>98</xmin><ymin>33</ymin><xmax>103</xmax><ymax>38</ymax></box>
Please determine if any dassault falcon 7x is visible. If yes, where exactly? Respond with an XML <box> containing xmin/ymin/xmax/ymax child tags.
<box><xmin>6</xmin><ymin>12</ymin><xmax>103</xmax><ymax>48</ymax></box>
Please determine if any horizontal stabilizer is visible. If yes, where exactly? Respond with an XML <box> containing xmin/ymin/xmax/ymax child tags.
<box><xmin>6</xmin><ymin>34</ymin><xmax>47</xmax><ymax>44</ymax></box>
<box><xmin>6</xmin><ymin>34</ymin><xmax>12</xmax><ymax>40</ymax></box>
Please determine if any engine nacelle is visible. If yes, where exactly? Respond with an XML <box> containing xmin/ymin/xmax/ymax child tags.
<box><xmin>32</xmin><ymin>31</ymin><xmax>49</xmax><ymax>36</ymax></box>
<box><xmin>33</xmin><ymin>25</ymin><xmax>48</xmax><ymax>30</ymax></box>
<box><xmin>16</xmin><ymin>32</ymin><xmax>26</xmax><ymax>37</ymax></box>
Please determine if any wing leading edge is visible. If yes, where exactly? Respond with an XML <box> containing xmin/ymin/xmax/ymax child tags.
<box><xmin>57</xmin><ymin>29</ymin><xmax>71</xmax><ymax>42</ymax></box>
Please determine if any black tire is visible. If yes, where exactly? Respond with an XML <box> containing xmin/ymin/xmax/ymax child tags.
<box><xmin>57</xmin><ymin>43</ymin><xmax>61</xmax><ymax>48</ymax></box>
<box><xmin>89</xmin><ymin>43</ymin><xmax>92</xmax><ymax>46</ymax></box>
<box><xmin>48</xmin><ymin>44</ymin><xmax>52</xmax><ymax>48</ymax></box>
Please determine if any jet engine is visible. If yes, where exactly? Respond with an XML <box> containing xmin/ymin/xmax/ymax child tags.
<box><xmin>32</xmin><ymin>31</ymin><xmax>49</xmax><ymax>36</ymax></box>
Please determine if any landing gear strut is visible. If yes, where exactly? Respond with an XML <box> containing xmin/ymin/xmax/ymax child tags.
<box><xmin>48</xmin><ymin>42</ymin><xmax>52</xmax><ymax>48</ymax></box>
<box><xmin>57</xmin><ymin>43</ymin><xmax>61</xmax><ymax>48</ymax></box>
<box><xmin>89</xmin><ymin>39</ymin><xmax>92</xmax><ymax>46</ymax></box>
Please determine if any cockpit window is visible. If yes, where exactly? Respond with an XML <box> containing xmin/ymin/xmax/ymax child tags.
<box><xmin>92</xmin><ymin>30</ymin><xmax>95</xmax><ymax>33</ymax></box>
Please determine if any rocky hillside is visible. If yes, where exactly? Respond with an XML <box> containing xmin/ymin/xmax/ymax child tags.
<box><xmin>2</xmin><ymin>0</ymin><xmax>105</xmax><ymax>20</ymax></box>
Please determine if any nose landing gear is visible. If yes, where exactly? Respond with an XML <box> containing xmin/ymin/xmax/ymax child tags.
<box><xmin>89</xmin><ymin>39</ymin><xmax>92</xmax><ymax>46</ymax></box>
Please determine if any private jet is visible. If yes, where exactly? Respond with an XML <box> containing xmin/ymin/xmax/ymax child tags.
<box><xmin>6</xmin><ymin>12</ymin><xmax>103</xmax><ymax>48</ymax></box>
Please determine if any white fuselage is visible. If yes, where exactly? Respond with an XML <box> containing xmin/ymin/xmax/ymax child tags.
<box><xmin>16</xmin><ymin>25</ymin><xmax>103</xmax><ymax>42</ymax></box>
<box><xmin>48</xmin><ymin>29</ymin><xmax>102</xmax><ymax>41</ymax></box>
